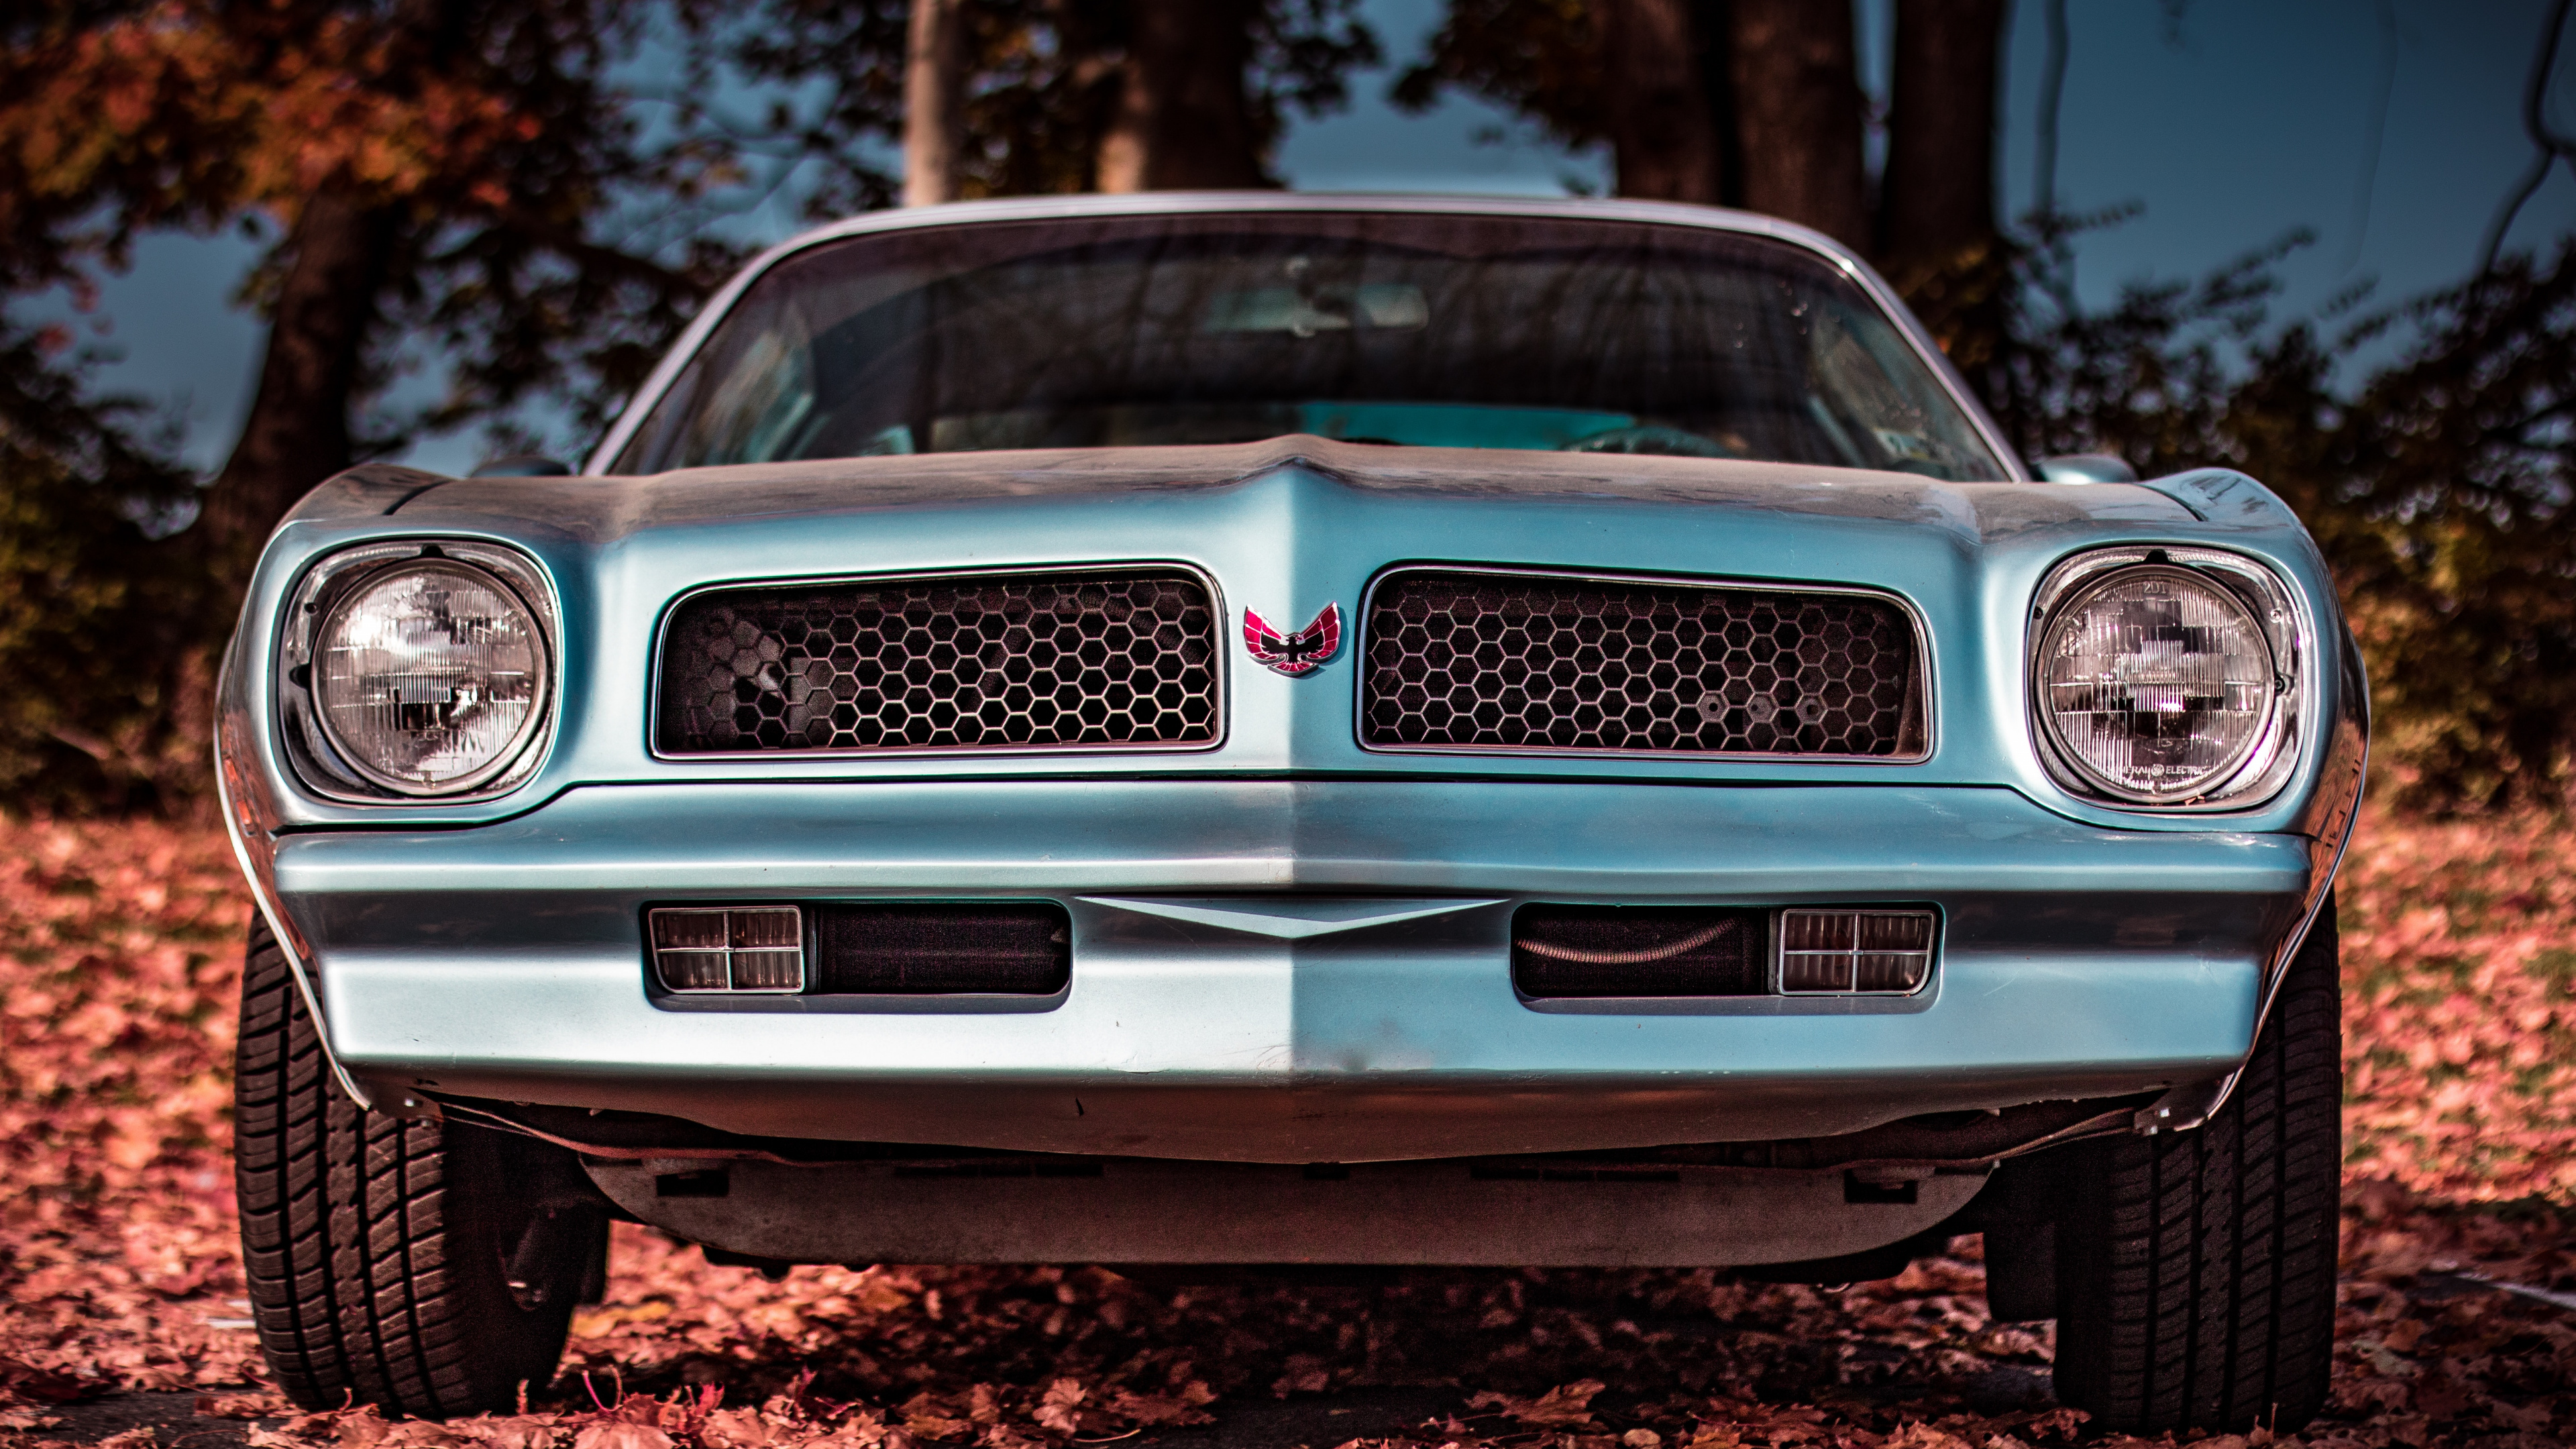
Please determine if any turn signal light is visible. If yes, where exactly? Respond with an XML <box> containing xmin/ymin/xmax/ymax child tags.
<box><xmin>1776</xmin><ymin>908</ymin><xmax>1936</xmax><ymax>995</ymax></box>
<box><xmin>649</xmin><ymin>906</ymin><xmax>805</xmax><ymax>994</ymax></box>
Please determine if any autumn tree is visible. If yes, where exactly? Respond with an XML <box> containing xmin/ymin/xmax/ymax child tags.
<box><xmin>1398</xmin><ymin>0</ymin><xmax>2005</xmax><ymax>266</ymax></box>
<box><xmin>0</xmin><ymin>6</ymin><xmax>231</xmax><ymax>807</ymax></box>
<box><xmin>0</xmin><ymin>323</ymin><xmax>209</xmax><ymax>810</ymax></box>
<box><xmin>1727</xmin><ymin>0</ymin><xmax>1866</xmax><ymax>248</ymax></box>
<box><xmin>0</xmin><ymin>0</ymin><xmax>749</xmax><ymax>580</ymax></box>
<box><xmin>0</xmin><ymin>0</ymin><xmax>760</xmax><ymax>809</ymax></box>
<box><xmin>1593</xmin><ymin>0</ymin><xmax>1721</xmax><ymax>203</ymax></box>
<box><xmin>1097</xmin><ymin>0</ymin><xmax>1268</xmax><ymax>191</ymax></box>
<box><xmin>903</xmin><ymin>0</ymin><xmax>971</xmax><ymax>204</ymax></box>
<box><xmin>1879</xmin><ymin>0</ymin><xmax>2007</xmax><ymax>276</ymax></box>
<box><xmin>754</xmin><ymin>0</ymin><xmax>1378</xmax><ymax>206</ymax></box>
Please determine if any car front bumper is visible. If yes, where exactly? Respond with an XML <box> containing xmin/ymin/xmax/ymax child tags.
<box><xmin>272</xmin><ymin>778</ymin><xmax>2308</xmax><ymax>1163</ymax></box>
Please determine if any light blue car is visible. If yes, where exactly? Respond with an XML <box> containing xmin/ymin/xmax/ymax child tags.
<box><xmin>215</xmin><ymin>195</ymin><xmax>2365</xmax><ymax>1434</ymax></box>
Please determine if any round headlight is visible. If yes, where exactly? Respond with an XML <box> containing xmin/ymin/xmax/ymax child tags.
<box><xmin>2037</xmin><ymin>564</ymin><xmax>2278</xmax><ymax>802</ymax></box>
<box><xmin>313</xmin><ymin>561</ymin><xmax>549</xmax><ymax>795</ymax></box>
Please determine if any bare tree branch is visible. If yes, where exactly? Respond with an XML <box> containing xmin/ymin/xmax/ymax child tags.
<box><xmin>2478</xmin><ymin>0</ymin><xmax>2575</xmax><ymax>275</ymax></box>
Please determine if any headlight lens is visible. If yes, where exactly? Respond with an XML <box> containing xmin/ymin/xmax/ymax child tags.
<box><xmin>2037</xmin><ymin>563</ymin><xmax>2278</xmax><ymax>802</ymax></box>
<box><xmin>313</xmin><ymin>561</ymin><xmax>549</xmax><ymax>794</ymax></box>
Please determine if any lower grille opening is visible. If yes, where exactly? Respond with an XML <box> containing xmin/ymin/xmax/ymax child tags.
<box><xmin>812</xmin><ymin>904</ymin><xmax>1071</xmax><ymax>995</ymax></box>
<box><xmin>1511</xmin><ymin>905</ymin><xmax>1768</xmax><ymax>998</ymax></box>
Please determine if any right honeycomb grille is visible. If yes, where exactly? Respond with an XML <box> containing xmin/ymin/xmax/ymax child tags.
<box><xmin>1362</xmin><ymin>571</ymin><xmax>1927</xmax><ymax>757</ymax></box>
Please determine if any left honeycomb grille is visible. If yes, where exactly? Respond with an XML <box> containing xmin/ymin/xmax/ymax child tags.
<box><xmin>656</xmin><ymin>570</ymin><xmax>1220</xmax><ymax>754</ymax></box>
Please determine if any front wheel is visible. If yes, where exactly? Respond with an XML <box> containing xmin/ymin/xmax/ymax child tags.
<box><xmin>2051</xmin><ymin>901</ymin><xmax>2343</xmax><ymax>1434</ymax></box>
<box><xmin>234</xmin><ymin>919</ymin><xmax>603</xmax><ymax>1416</ymax></box>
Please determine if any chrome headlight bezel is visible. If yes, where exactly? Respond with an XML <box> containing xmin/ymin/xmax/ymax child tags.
<box><xmin>2027</xmin><ymin>545</ymin><xmax>2309</xmax><ymax>810</ymax></box>
<box><xmin>276</xmin><ymin>540</ymin><xmax>560</xmax><ymax>802</ymax></box>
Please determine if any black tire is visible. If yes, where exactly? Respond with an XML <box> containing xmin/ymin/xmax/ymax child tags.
<box><xmin>2052</xmin><ymin>900</ymin><xmax>2343</xmax><ymax>1434</ymax></box>
<box><xmin>235</xmin><ymin>918</ymin><xmax>602</xmax><ymax>1417</ymax></box>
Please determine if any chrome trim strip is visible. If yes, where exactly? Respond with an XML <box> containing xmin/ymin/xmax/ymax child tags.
<box><xmin>1351</xmin><ymin>563</ymin><xmax>1936</xmax><ymax>765</ymax></box>
<box><xmin>2133</xmin><ymin>784</ymin><xmax>2363</xmax><ymax>1135</ymax></box>
<box><xmin>582</xmin><ymin>193</ymin><xmax>2028</xmax><ymax>483</ymax></box>
<box><xmin>215</xmin><ymin>738</ymin><xmax>374</xmax><ymax>1111</ymax></box>
<box><xmin>2133</xmin><ymin>639</ymin><xmax>2367</xmax><ymax>1135</ymax></box>
<box><xmin>647</xmin><ymin>560</ymin><xmax>1231</xmax><ymax>762</ymax></box>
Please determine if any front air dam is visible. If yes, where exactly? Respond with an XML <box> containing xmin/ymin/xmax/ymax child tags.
<box><xmin>583</xmin><ymin>1155</ymin><xmax>1987</xmax><ymax>1267</ymax></box>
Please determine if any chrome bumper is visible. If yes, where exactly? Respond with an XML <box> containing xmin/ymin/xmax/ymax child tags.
<box><xmin>274</xmin><ymin>779</ymin><xmax>2308</xmax><ymax>1163</ymax></box>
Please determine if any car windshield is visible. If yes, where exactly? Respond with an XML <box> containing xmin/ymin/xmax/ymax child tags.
<box><xmin>609</xmin><ymin>209</ymin><xmax>2008</xmax><ymax>481</ymax></box>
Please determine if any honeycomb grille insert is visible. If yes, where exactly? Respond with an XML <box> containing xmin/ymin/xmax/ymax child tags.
<box><xmin>1363</xmin><ymin>571</ymin><xmax>1925</xmax><ymax>757</ymax></box>
<box><xmin>658</xmin><ymin>570</ymin><xmax>1219</xmax><ymax>754</ymax></box>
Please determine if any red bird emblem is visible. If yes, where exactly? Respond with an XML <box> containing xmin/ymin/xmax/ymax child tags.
<box><xmin>1242</xmin><ymin>603</ymin><xmax>1342</xmax><ymax>676</ymax></box>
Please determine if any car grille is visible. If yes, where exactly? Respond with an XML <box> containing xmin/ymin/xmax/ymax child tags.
<box><xmin>1362</xmin><ymin>570</ymin><xmax>1926</xmax><ymax>757</ymax></box>
<box><xmin>811</xmin><ymin>904</ymin><xmax>1071</xmax><ymax>995</ymax></box>
<box><xmin>1512</xmin><ymin>906</ymin><xmax>1769</xmax><ymax>997</ymax></box>
<box><xmin>657</xmin><ymin>570</ymin><xmax>1220</xmax><ymax>754</ymax></box>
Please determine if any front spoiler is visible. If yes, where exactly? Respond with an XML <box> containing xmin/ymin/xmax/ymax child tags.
<box><xmin>584</xmin><ymin>1156</ymin><xmax>1992</xmax><ymax>1267</ymax></box>
<box><xmin>273</xmin><ymin>778</ymin><xmax>2310</xmax><ymax>1163</ymax></box>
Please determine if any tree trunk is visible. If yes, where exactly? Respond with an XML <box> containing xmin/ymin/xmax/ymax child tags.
<box><xmin>1598</xmin><ymin>0</ymin><xmax>1723</xmax><ymax>203</ymax></box>
<box><xmin>1727</xmin><ymin>0</ymin><xmax>1868</xmax><ymax>250</ymax></box>
<box><xmin>202</xmin><ymin>191</ymin><xmax>395</xmax><ymax>571</ymax></box>
<box><xmin>1880</xmin><ymin>0</ymin><xmax>2006</xmax><ymax>270</ymax></box>
<box><xmin>1095</xmin><ymin>0</ymin><xmax>1264</xmax><ymax>192</ymax></box>
<box><xmin>902</xmin><ymin>0</ymin><xmax>970</xmax><ymax>205</ymax></box>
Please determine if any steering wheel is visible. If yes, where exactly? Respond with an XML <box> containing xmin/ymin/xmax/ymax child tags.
<box><xmin>1559</xmin><ymin>424</ymin><xmax>1734</xmax><ymax>458</ymax></box>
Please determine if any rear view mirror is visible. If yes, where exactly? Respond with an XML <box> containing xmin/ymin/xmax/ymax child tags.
<box><xmin>2036</xmin><ymin>453</ymin><xmax>2138</xmax><ymax>484</ymax></box>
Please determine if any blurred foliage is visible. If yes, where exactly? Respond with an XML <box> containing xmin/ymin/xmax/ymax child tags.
<box><xmin>0</xmin><ymin>0</ymin><xmax>773</xmax><ymax>817</ymax></box>
<box><xmin>0</xmin><ymin>325</ymin><xmax>221</xmax><ymax>814</ymax></box>
<box><xmin>1389</xmin><ymin>0</ymin><xmax>1601</xmax><ymax>148</ymax></box>
<box><xmin>1913</xmin><ymin>221</ymin><xmax>2576</xmax><ymax>811</ymax></box>
<box><xmin>2318</xmin><ymin>252</ymin><xmax>2576</xmax><ymax>810</ymax></box>
<box><xmin>0</xmin><ymin>0</ymin><xmax>753</xmax><ymax>459</ymax></box>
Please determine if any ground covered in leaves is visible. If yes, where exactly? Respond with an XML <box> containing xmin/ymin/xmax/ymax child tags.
<box><xmin>0</xmin><ymin>810</ymin><xmax>2570</xmax><ymax>1449</ymax></box>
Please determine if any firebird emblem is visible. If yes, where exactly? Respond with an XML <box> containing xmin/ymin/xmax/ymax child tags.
<box><xmin>1242</xmin><ymin>603</ymin><xmax>1342</xmax><ymax>676</ymax></box>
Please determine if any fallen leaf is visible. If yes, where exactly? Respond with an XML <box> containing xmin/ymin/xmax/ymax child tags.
<box><xmin>199</xmin><ymin>1393</ymin><xmax>289</xmax><ymax>1419</ymax></box>
<box><xmin>574</xmin><ymin>1424</ymin><xmax>675</xmax><ymax>1449</ymax></box>
<box><xmin>1033</xmin><ymin>1380</ymin><xmax>1087</xmax><ymax>1436</ymax></box>
<box><xmin>1467</xmin><ymin>1381</ymin><xmax>1607</xmax><ymax>1429</ymax></box>
<box><xmin>0</xmin><ymin>1354</ymin><xmax>101</xmax><ymax>1403</ymax></box>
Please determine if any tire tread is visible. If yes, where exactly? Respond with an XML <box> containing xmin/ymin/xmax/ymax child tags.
<box><xmin>2053</xmin><ymin>903</ymin><xmax>2343</xmax><ymax>1434</ymax></box>
<box><xmin>234</xmin><ymin>920</ymin><xmax>579</xmax><ymax>1416</ymax></box>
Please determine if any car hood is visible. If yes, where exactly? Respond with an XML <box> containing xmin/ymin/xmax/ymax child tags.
<box><xmin>296</xmin><ymin>434</ymin><xmax>2199</xmax><ymax>544</ymax></box>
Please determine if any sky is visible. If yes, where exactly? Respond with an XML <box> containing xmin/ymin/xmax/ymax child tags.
<box><xmin>27</xmin><ymin>0</ymin><xmax>2576</xmax><ymax>477</ymax></box>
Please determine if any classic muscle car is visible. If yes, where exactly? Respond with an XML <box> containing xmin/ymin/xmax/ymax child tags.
<box><xmin>215</xmin><ymin>194</ymin><xmax>2366</xmax><ymax>1434</ymax></box>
